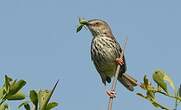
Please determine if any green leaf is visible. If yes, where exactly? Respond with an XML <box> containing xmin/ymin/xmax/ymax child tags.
<box><xmin>143</xmin><ymin>75</ymin><xmax>150</xmax><ymax>90</ymax></box>
<box><xmin>0</xmin><ymin>103</ymin><xmax>8</xmax><ymax>110</ymax></box>
<box><xmin>140</xmin><ymin>75</ymin><xmax>154</xmax><ymax>91</ymax></box>
<box><xmin>153</xmin><ymin>70</ymin><xmax>168</xmax><ymax>94</ymax></box>
<box><xmin>76</xmin><ymin>18</ymin><xmax>88</xmax><ymax>33</ymax></box>
<box><xmin>5</xmin><ymin>75</ymin><xmax>13</xmax><ymax>82</ymax></box>
<box><xmin>46</xmin><ymin>102</ymin><xmax>58</xmax><ymax>110</ymax></box>
<box><xmin>4</xmin><ymin>75</ymin><xmax>12</xmax><ymax>93</ymax></box>
<box><xmin>9</xmin><ymin>80</ymin><xmax>26</xmax><ymax>95</ymax></box>
<box><xmin>153</xmin><ymin>70</ymin><xmax>176</xmax><ymax>94</ymax></box>
<box><xmin>11</xmin><ymin>80</ymin><xmax>17</xmax><ymax>87</ymax></box>
<box><xmin>38</xmin><ymin>90</ymin><xmax>51</xmax><ymax>110</ymax></box>
<box><xmin>139</xmin><ymin>75</ymin><xmax>148</xmax><ymax>90</ymax></box>
<box><xmin>163</xmin><ymin>72</ymin><xmax>176</xmax><ymax>91</ymax></box>
<box><xmin>79</xmin><ymin>18</ymin><xmax>88</xmax><ymax>24</ymax></box>
<box><xmin>76</xmin><ymin>25</ymin><xmax>83</xmax><ymax>33</ymax></box>
<box><xmin>179</xmin><ymin>84</ymin><xmax>181</xmax><ymax>97</ymax></box>
<box><xmin>18</xmin><ymin>102</ymin><xmax>30</xmax><ymax>110</ymax></box>
<box><xmin>0</xmin><ymin>88</ymin><xmax>4</xmax><ymax>99</ymax></box>
<box><xmin>24</xmin><ymin>104</ymin><xmax>31</xmax><ymax>110</ymax></box>
<box><xmin>38</xmin><ymin>80</ymin><xmax>59</xmax><ymax>110</ymax></box>
<box><xmin>6</xmin><ymin>91</ymin><xmax>25</xmax><ymax>100</ymax></box>
<box><xmin>30</xmin><ymin>90</ymin><xmax>38</xmax><ymax>108</ymax></box>
<box><xmin>18</xmin><ymin>101</ymin><xmax>27</xmax><ymax>108</ymax></box>
<box><xmin>144</xmin><ymin>75</ymin><xmax>149</xmax><ymax>86</ymax></box>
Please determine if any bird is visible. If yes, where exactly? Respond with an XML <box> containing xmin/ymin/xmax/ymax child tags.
<box><xmin>77</xmin><ymin>18</ymin><xmax>137</xmax><ymax>95</ymax></box>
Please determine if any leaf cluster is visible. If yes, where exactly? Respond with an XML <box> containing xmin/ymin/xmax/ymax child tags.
<box><xmin>137</xmin><ymin>70</ymin><xmax>181</xmax><ymax>110</ymax></box>
<box><xmin>0</xmin><ymin>75</ymin><xmax>59</xmax><ymax>110</ymax></box>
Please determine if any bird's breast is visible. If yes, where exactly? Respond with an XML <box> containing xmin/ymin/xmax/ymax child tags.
<box><xmin>91</xmin><ymin>37</ymin><xmax>120</xmax><ymax>77</ymax></box>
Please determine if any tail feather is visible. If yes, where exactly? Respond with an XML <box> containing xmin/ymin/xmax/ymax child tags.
<box><xmin>118</xmin><ymin>73</ymin><xmax>137</xmax><ymax>91</ymax></box>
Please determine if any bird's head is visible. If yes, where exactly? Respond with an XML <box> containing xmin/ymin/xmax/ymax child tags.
<box><xmin>77</xmin><ymin>18</ymin><xmax>113</xmax><ymax>37</ymax></box>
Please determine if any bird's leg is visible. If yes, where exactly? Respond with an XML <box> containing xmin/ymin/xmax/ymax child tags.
<box><xmin>106</xmin><ymin>58</ymin><xmax>124</xmax><ymax>98</ymax></box>
<box><xmin>106</xmin><ymin>90</ymin><xmax>116</xmax><ymax>98</ymax></box>
<box><xmin>115</xmin><ymin>57</ymin><xmax>124</xmax><ymax>65</ymax></box>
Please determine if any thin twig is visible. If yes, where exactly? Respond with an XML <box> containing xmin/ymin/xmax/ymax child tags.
<box><xmin>108</xmin><ymin>37</ymin><xmax>128</xmax><ymax>110</ymax></box>
<box><xmin>157</xmin><ymin>91</ymin><xmax>181</xmax><ymax>101</ymax></box>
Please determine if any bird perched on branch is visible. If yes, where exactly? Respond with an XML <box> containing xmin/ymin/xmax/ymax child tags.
<box><xmin>77</xmin><ymin>18</ymin><xmax>137</xmax><ymax>95</ymax></box>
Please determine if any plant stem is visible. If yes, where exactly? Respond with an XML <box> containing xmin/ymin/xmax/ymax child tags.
<box><xmin>157</xmin><ymin>91</ymin><xmax>181</xmax><ymax>101</ymax></box>
<box><xmin>108</xmin><ymin>37</ymin><xmax>128</xmax><ymax>110</ymax></box>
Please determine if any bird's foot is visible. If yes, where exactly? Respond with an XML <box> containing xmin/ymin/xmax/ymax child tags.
<box><xmin>115</xmin><ymin>57</ymin><xmax>124</xmax><ymax>65</ymax></box>
<box><xmin>106</xmin><ymin>90</ymin><xmax>116</xmax><ymax>98</ymax></box>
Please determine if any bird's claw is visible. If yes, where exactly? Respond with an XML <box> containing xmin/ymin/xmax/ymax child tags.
<box><xmin>106</xmin><ymin>90</ymin><xmax>116</xmax><ymax>98</ymax></box>
<box><xmin>115</xmin><ymin>58</ymin><xmax>124</xmax><ymax>65</ymax></box>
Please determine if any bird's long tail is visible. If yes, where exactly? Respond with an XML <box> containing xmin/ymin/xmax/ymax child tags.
<box><xmin>118</xmin><ymin>73</ymin><xmax>137</xmax><ymax>91</ymax></box>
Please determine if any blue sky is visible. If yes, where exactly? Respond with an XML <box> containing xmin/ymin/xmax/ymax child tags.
<box><xmin>0</xmin><ymin>0</ymin><xmax>181</xmax><ymax>110</ymax></box>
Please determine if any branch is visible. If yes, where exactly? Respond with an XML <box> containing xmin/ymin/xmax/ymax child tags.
<box><xmin>108</xmin><ymin>37</ymin><xmax>128</xmax><ymax>110</ymax></box>
<box><xmin>157</xmin><ymin>91</ymin><xmax>181</xmax><ymax>101</ymax></box>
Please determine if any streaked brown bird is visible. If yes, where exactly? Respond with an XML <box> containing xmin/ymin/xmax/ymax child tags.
<box><xmin>77</xmin><ymin>18</ymin><xmax>137</xmax><ymax>91</ymax></box>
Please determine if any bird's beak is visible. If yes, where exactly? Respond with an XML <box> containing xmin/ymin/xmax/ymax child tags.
<box><xmin>76</xmin><ymin>18</ymin><xmax>89</xmax><ymax>33</ymax></box>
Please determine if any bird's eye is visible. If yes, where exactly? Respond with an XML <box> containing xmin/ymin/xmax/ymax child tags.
<box><xmin>95</xmin><ymin>22</ymin><xmax>100</xmax><ymax>26</ymax></box>
<box><xmin>89</xmin><ymin>22</ymin><xmax>100</xmax><ymax>27</ymax></box>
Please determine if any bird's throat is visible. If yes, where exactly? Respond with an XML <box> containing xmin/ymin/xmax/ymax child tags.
<box><xmin>91</xmin><ymin>30</ymin><xmax>101</xmax><ymax>37</ymax></box>
<box><xmin>91</xmin><ymin>30</ymin><xmax>106</xmax><ymax>38</ymax></box>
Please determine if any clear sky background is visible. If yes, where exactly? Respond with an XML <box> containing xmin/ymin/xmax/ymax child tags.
<box><xmin>0</xmin><ymin>0</ymin><xmax>181</xmax><ymax>110</ymax></box>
